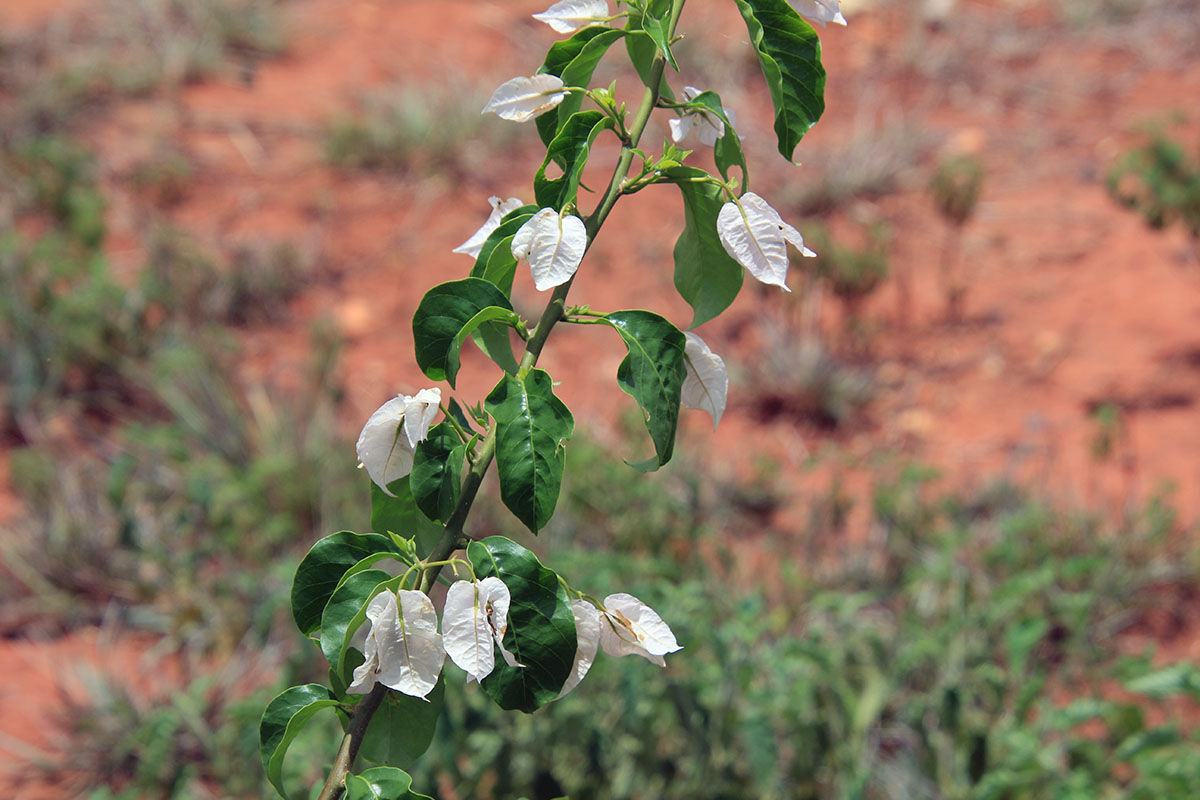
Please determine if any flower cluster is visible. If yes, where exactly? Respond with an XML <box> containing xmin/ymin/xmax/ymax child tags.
<box><xmin>347</xmin><ymin>579</ymin><xmax>678</xmax><ymax>701</ymax></box>
<box><xmin>356</xmin><ymin>388</ymin><xmax>441</xmax><ymax>495</ymax></box>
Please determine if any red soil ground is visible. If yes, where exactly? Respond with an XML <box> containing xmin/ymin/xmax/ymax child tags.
<box><xmin>3</xmin><ymin>0</ymin><xmax>1200</xmax><ymax>791</ymax></box>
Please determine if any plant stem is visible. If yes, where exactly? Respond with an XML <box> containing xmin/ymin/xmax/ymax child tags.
<box><xmin>313</xmin><ymin>3</ymin><xmax>684</xmax><ymax>794</ymax></box>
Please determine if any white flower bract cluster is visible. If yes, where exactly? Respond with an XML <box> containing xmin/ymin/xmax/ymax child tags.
<box><xmin>532</xmin><ymin>0</ymin><xmax>611</xmax><ymax>33</ymax></box>
<box><xmin>346</xmin><ymin>581</ymin><xmax>678</xmax><ymax>702</ymax></box>
<box><xmin>669</xmin><ymin>86</ymin><xmax>736</xmax><ymax>148</ymax></box>
<box><xmin>791</xmin><ymin>0</ymin><xmax>847</xmax><ymax>27</ymax></box>
<box><xmin>356</xmin><ymin>388</ymin><xmax>442</xmax><ymax>495</ymax></box>
<box><xmin>716</xmin><ymin>192</ymin><xmax>815</xmax><ymax>291</ymax></box>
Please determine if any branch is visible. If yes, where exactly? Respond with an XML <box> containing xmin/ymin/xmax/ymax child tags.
<box><xmin>313</xmin><ymin>4</ymin><xmax>684</xmax><ymax>794</ymax></box>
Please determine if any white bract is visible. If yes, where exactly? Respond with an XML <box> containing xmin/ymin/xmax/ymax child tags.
<box><xmin>597</xmin><ymin>593</ymin><xmax>681</xmax><ymax>667</ymax></box>
<box><xmin>347</xmin><ymin>589</ymin><xmax>445</xmax><ymax>700</ymax></box>
<box><xmin>482</xmin><ymin>74</ymin><xmax>567</xmax><ymax>122</ymax></box>
<box><xmin>716</xmin><ymin>192</ymin><xmax>815</xmax><ymax>291</ymax></box>
<box><xmin>557</xmin><ymin>599</ymin><xmax>601</xmax><ymax>698</ymax></box>
<box><xmin>681</xmin><ymin>332</ymin><xmax>728</xmax><ymax>429</ymax></box>
<box><xmin>443</xmin><ymin>577</ymin><xmax>522</xmax><ymax>683</ymax></box>
<box><xmin>532</xmin><ymin>0</ymin><xmax>611</xmax><ymax>33</ymax></box>
<box><xmin>669</xmin><ymin>86</ymin><xmax>735</xmax><ymax>148</ymax></box>
<box><xmin>453</xmin><ymin>196</ymin><xmax>525</xmax><ymax>258</ymax></box>
<box><xmin>356</xmin><ymin>388</ymin><xmax>441</xmax><ymax>495</ymax></box>
<box><xmin>511</xmin><ymin>207</ymin><xmax>588</xmax><ymax>291</ymax></box>
<box><xmin>790</xmin><ymin>0</ymin><xmax>847</xmax><ymax>26</ymax></box>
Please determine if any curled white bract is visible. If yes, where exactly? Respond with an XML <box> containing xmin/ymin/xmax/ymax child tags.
<box><xmin>443</xmin><ymin>577</ymin><xmax>522</xmax><ymax>683</ymax></box>
<box><xmin>356</xmin><ymin>388</ymin><xmax>441</xmax><ymax>495</ymax></box>
<box><xmin>482</xmin><ymin>74</ymin><xmax>567</xmax><ymax>122</ymax></box>
<box><xmin>669</xmin><ymin>86</ymin><xmax>735</xmax><ymax>148</ymax></box>
<box><xmin>532</xmin><ymin>0</ymin><xmax>611</xmax><ymax>34</ymax></box>
<box><xmin>716</xmin><ymin>192</ymin><xmax>814</xmax><ymax>291</ymax></box>
<box><xmin>790</xmin><ymin>0</ymin><xmax>847</xmax><ymax>27</ymax></box>
<box><xmin>511</xmin><ymin>207</ymin><xmax>588</xmax><ymax>291</ymax></box>
<box><xmin>453</xmin><ymin>196</ymin><xmax>525</xmax><ymax>258</ymax></box>
<box><xmin>557</xmin><ymin>599</ymin><xmax>601</xmax><ymax>698</ymax></box>
<box><xmin>681</xmin><ymin>331</ymin><xmax>728</xmax><ymax>429</ymax></box>
<box><xmin>347</xmin><ymin>589</ymin><xmax>445</xmax><ymax>700</ymax></box>
<box><xmin>597</xmin><ymin>593</ymin><xmax>681</xmax><ymax>667</ymax></box>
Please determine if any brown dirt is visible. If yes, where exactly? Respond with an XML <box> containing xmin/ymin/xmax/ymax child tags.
<box><xmin>3</xmin><ymin>0</ymin><xmax>1200</xmax><ymax>789</ymax></box>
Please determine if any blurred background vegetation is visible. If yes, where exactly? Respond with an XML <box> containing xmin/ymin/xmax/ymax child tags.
<box><xmin>2</xmin><ymin>0</ymin><xmax>1200</xmax><ymax>798</ymax></box>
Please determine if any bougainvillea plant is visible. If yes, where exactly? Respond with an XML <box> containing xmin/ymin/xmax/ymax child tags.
<box><xmin>260</xmin><ymin>1</ymin><xmax>841</xmax><ymax>797</ymax></box>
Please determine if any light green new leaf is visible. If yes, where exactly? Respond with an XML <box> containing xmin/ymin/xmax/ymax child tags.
<box><xmin>688</xmin><ymin>90</ymin><xmax>748</xmax><ymax>189</ymax></box>
<box><xmin>412</xmin><ymin>278</ymin><xmax>517</xmax><ymax>387</ymax></box>
<box><xmin>370</xmin><ymin>478</ymin><xmax>442</xmax><ymax>558</ymax></box>
<box><xmin>605</xmin><ymin>310</ymin><xmax>686</xmax><ymax>471</ymax></box>
<box><xmin>357</xmin><ymin>677</ymin><xmax>445</xmax><ymax>769</ymax></box>
<box><xmin>536</xmin><ymin>27</ymin><xmax>626</xmax><ymax>147</ymax></box>
<box><xmin>664</xmin><ymin>166</ymin><xmax>744</xmax><ymax>327</ymax></box>
<box><xmin>291</xmin><ymin>531</ymin><xmax>406</xmax><ymax>637</ymax></box>
<box><xmin>319</xmin><ymin>568</ymin><xmax>394</xmax><ymax>681</ymax></box>
<box><xmin>259</xmin><ymin>684</ymin><xmax>340</xmax><ymax>799</ymax></box>
<box><xmin>468</xmin><ymin>536</ymin><xmax>577</xmax><ymax>712</ymax></box>
<box><xmin>535</xmin><ymin>111</ymin><xmax>614</xmax><ymax>211</ymax></box>
<box><xmin>409</xmin><ymin>421</ymin><xmax>466</xmax><ymax>524</ymax></box>
<box><xmin>734</xmin><ymin>0</ymin><xmax>826</xmax><ymax>161</ymax></box>
<box><xmin>485</xmin><ymin>370</ymin><xmax>574</xmax><ymax>533</ymax></box>
<box><xmin>344</xmin><ymin>766</ymin><xmax>435</xmax><ymax>800</ymax></box>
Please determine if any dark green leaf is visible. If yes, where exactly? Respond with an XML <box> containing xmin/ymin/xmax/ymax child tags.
<box><xmin>485</xmin><ymin>370</ymin><xmax>574</xmax><ymax>533</ymax></box>
<box><xmin>734</xmin><ymin>0</ymin><xmax>826</xmax><ymax>161</ymax></box>
<box><xmin>412</xmin><ymin>278</ymin><xmax>516</xmax><ymax>387</ymax></box>
<box><xmin>358</xmin><ymin>677</ymin><xmax>445</xmax><ymax>769</ymax></box>
<box><xmin>535</xmin><ymin>111</ymin><xmax>614</xmax><ymax>211</ymax></box>
<box><xmin>535</xmin><ymin>27</ymin><xmax>626</xmax><ymax>147</ymax></box>
<box><xmin>370</xmin><ymin>478</ymin><xmax>442</xmax><ymax>558</ymax></box>
<box><xmin>688</xmin><ymin>90</ymin><xmax>749</xmax><ymax>190</ymax></box>
<box><xmin>344</xmin><ymin>766</ymin><xmax>434</xmax><ymax>800</ymax></box>
<box><xmin>410</xmin><ymin>421</ymin><xmax>466</xmax><ymax>524</ymax></box>
<box><xmin>468</xmin><ymin>536</ymin><xmax>577</xmax><ymax>712</ymax></box>
<box><xmin>291</xmin><ymin>531</ymin><xmax>406</xmax><ymax>637</ymax></box>
<box><xmin>259</xmin><ymin>684</ymin><xmax>340</xmax><ymax>799</ymax></box>
<box><xmin>320</xmin><ymin>569</ymin><xmax>394</xmax><ymax>681</ymax></box>
<box><xmin>471</xmin><ymin>319</ymin><xmax>521</xmax><ymax>377</ymax></box>
<box><xmin>663</xmin><ymin>166</ymin><xmax>743</xmax><ymax>327</ymax></box>
<box><xmin>604</xmin><ymin>310</ymin><xmax>686</xmax><ymax>471</ymax></box>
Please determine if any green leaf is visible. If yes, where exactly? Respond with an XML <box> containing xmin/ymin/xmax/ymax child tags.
<box><xmin>259</xmin><ymin>684</ymin><xmax>340</xmax><ymax>799</ymax></box>
<box><xmin>624</xmin><ymin>31</ymin><xmax>675</xmax><ymax>102</ymax></box>
<box><xmin>358</xmin><ymin>677</ymin><xmax>445</xmax><ymax>769</ymax></box>
<box><xmin>688</xmin><ymin>90</ymin><xmax>748</xmax><ymax>190</ymax></box>
<box><xmin>535</xmin><ymin>111</ymin><xmax>614</xmax><ymax>211</ymax></box>
<box><xmin>641</xmin><ymin>11</ymin><xmax>678</xmax><ymax>72</ymax></box>
<box><xmin>344</xmin><ymin>766</ymin><xmax>434</xmax><ymax>800</ymax></box>
<box><xmin>535</xmin><ymin>27</ymin><xmax>626</xmax><ymax>147</ymax></box>
<box><xmin>412</xmin><ymin>278</ymin><xmax>516</xmax><ymax>387</ymax></box>
<box><xmin>370</xmin><ymin>478</ymin><xmax>442</xmax><ymax>558</ymax></box>
<box><xmin>1004</xmin><ymin>617</ymin><xmax>1049</xmax><ymax>677</ymax></box>
<box><xmin>471</xmin><ymin>320</ymin><xmax>520</xmax><ymax>378</ymax></box>
<box><xmin>485</xmin><ymin>370</ymin><xmax>574</xmax><ymax>533</ymax></box>
<box><xmin>603</xmin><ymin>310</ymin><xmax>686</xmax><ymax>471</ymax></box>
<box><xmin>291</xmin><ymin>532</ymin><xmax>406</xmax><ymax>637</ymax></box>
<box><xmin>733</xmin><ymin>0</ymin><xmax>826</xmax><ymax>161</ymax></box>
<box><xmin>664</xmin><ymin>166</ymin><xmax>743</xmax><ymax>327</ymax></box>
<box><xmin>468</xmin><ymin>536</ymin><xmax>577</xmax><ymax>712</ymax></box>
<box><xmin>320</xmin><ymin>569</ymin><xmax>394</xmax><ymax>681</ymax></box>
<box><xmin>1125</xmin><ymin>662</ymin><xmax>1200</xmax><ymax>699</ymax></box>
<box><xmin>410</xmin><ymin>421</ymin><xmax>466</xmax><ymax>524</ymax></box>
